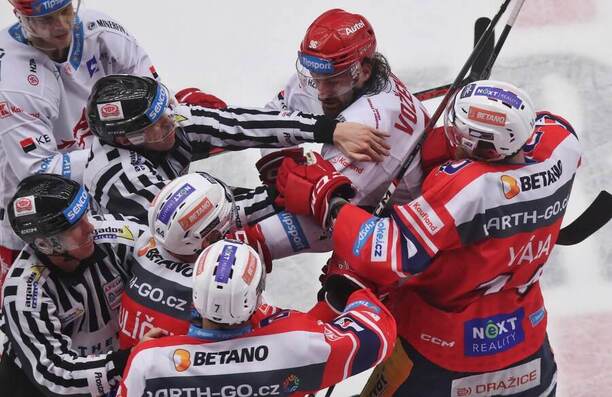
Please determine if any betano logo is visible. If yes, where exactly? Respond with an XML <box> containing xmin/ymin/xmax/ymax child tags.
<box><xmin>173</xmin><ymin>349</ymin><xmax>191</xmax><ymax>372</ymax></box>
<box><xmin>501</xmin><ymin>175</ymin><xmax>521</xmax><ymax>199</ymax></box>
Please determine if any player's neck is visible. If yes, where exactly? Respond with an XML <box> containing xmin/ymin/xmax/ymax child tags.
<box><xmin>201</xmin><ymin>318</ymin><xmax>250</xmax><ymax>331</ymax></box>
<box><xmin>29</xmin><ymin>38</ymin><xmax>70</xmax><ymax>62</ymax></box>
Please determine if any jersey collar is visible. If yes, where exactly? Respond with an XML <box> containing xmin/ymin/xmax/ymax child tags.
<box><xmin>187</xmin><ymin>323</ymin><xmax>253</xmax><ymax>341</ymax></box>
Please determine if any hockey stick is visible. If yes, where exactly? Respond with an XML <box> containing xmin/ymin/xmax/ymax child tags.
<box><xmin>556</xmin><ymin>190</ymin><xmax>612</xmax><ymax>245</ymax></box>
<box><xmin>414</xmin><ymin>17</ymin><xmax>495</xmax><ymax>102</ymax></box>
<box><xmin>374</xmin><ymin>0</ymin><xmax>519</xmax><ymax>216</ymax></box>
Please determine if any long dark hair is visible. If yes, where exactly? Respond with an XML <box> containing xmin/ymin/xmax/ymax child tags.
<box><xmin>358</xmin><ymin>53</ymin><xmax>392</xmax><ymax>96</ymax></box>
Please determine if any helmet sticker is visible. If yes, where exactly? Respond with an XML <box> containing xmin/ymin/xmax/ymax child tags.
<box><xmin>241</xmin><ymin>252</ymin><xmax>257</xmax><ymax>285</ymax></box>
<box><xmin>98</xmin><ymin>101</ymin><xmax>124</xmax><ymax>121</ymax></box>
<box><xmin>474</xmin><ymin>86</ymin><xmax>523</xmax><ymax>109</ymax></box>
<box><xmin>13</xmin><ymin>195</ymin><xmax>37</xmax><ymax>217</ymax></box>
<box><xmin>145</xmin><ymin>83</ymin><xmax>170</xmax><ymax>123</ymax></box>
<box><xmin>63</xmin><ymin>186</ymin><xmax>89</xmax><ymax>224</ymax></box>
<box><xmin>215</xmin><ymin>244</ymin><xmax>237</xmax><ymax>283</ymax></box>
<box><xmin>298</xmin><ymin>53</ymin><xmax>335</xmax><ymax>75</ymax></box>
<box><xmin>467</xmin><ymin>106</ymin><xmax>507</xmax><ymax>126</ymax></box>
<box><xmin>158</xmin><ymin>183</ymin><xmax>195</xmax><ymax>224</ymax></box>
<box><xmin>178</xmin><ymin>197</ymin><xmax>214</xmax><ymax>231</ymax></box>
<box><xmin>97</xmin><ymin>101</ymin><xmax>124</xmax><ymax>121</ymax></box>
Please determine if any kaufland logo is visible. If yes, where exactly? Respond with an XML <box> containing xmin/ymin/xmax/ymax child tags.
<box><xmin>409</xmin><ymin>197</ymin><xmax>443</xmax><ymax>235</ymax></box>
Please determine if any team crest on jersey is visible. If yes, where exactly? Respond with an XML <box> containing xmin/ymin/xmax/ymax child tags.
<box><xmin>103</xmin><ymin>277</ymin><xmax>123</xmax><ymax>310</ymax></box>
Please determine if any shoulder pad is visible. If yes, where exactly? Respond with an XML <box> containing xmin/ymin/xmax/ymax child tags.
<box><xmin>81</xmin><ymin>9</ymin><xmax>131</xmax><ymax>37</ymax></box>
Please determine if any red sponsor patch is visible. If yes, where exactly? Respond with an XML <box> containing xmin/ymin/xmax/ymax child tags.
<box><xmin>27</xmin><ymin>74</ymin><xmax>39</xmax><ymax>86</ymax></box>
<box><xmin>242</xmin><ymin>252</ymin><xmax>257</xmax><ymax>285</ymax></box>
<box><xmin>468</xmin><ymin>106</ymin><xmax>507</xmax><ymax>126</ymax></box>
<box><xmin>19</xmin><ymin>137</ymin><xmax>36</xmax><ymax>153</ymax></box>
<box><xmin>100</xmin><ymin>103</ymin><xmax>120</xmax><ymax>118</ymax></box>
<box><xmin>178</xmin><ymin>198</ymin><xmax>214</xmax><ymax>231</ymax></box>
<box><xmin>15</xmin><ymin>197</ymin><xmax>32</xmax><ymax>213</ymax></box>
<box><xmin>149</xmin><ymin>65</ymin><xmax>159</xmax><ymax>79</ymax></box>
<box><xmin>0</xmin><ymin>102</ymin><xmax>12</xmax><ymax>118</ymax></box>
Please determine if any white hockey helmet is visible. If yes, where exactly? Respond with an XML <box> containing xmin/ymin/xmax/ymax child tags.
<box><xmin>148</xmin><ymin>172</ymin><xmax>236</xmax><ymax>256</ymax></box>
<box><xmin>443</xmin><ymin>80</ymin><xmax>536</xmax><ymax>161</ymax></box>
<box><xmin>192</xmin><ymin>239</ymin><xmax>265</xmax><ymax>325</ymax></box>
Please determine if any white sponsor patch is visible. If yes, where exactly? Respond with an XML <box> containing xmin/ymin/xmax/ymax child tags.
<box><xmin>87</xmin><ymin>370</ymin><xmax>110</xmax><ymax>396</ymax></box>
<box><xmin>13</xmin><ymin>195</ymin><xmax>37</xmax><ymax>217</ymax></box>
<box><xmin>97</xmin><ymin>101</ymin><xmax>124</xmax><ymax>121</ymax></box>
<box><xmin>408</xmin><ymin>196</ymin><xmax>443</xmax><ymax>236</ymax></box>
<box><xmin>371</xmin><ymin>219</ymin><xmax>389</xmax><ymax>262</ymax></box>
<box><xmin>451</xmin><ymin>358</ymin><xmax>541</xmax><ymax>396</ymax></box>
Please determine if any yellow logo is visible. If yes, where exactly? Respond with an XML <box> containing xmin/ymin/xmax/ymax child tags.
<box><xmin>28</xmin><ymin>265</ymin><xmax>46</xmax><ymax>282</ymax></box>
<box><xmin>119</xmin><ymin>225</ymin><xmax>134</xmax><ymax>241</ymax></box>
<box><xmin>501</xmin><ymin>175</ymin><xmax>520</xmax><ymax>199</ymax></box>
<box><xmin>173</xmin><ymin>349</ymin><xmax>191</xmax><ymax>372</ymax></box>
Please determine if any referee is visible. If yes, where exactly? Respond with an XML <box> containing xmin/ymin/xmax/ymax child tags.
<box><xmin>83</xmin><ymin>75</ymin><xmax>389</xmax><ymax>225</ymax></box>
<box><xmin>0</xmin><ymin>174</ymin><xmax>147</xmax><ymax>396</ymax></box>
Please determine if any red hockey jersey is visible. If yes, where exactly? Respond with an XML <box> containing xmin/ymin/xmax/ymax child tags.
<box><xmin>118</xmin><ymin>289</ymin><xmax>396</xmax><ymax>397</ymax></box>
<box><xmin>332</xmin><ymin>113</ymin><xmax>581</xmax><ymax>372</ymax></box>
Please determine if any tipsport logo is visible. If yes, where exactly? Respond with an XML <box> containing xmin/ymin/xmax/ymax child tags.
<box><xmin>464</xmin><ymin>309</ymin><xmax>525</xmax><ymax>357</ymax></box>
<box><xmin>353</xmin><ymin>217</ymin><xmax>379</xmax><ymax>256</ymax></box>
<box><xmin>299</xmin><ymin>53</ymin><xmax>335</xmax><ymax>75</ymax></box>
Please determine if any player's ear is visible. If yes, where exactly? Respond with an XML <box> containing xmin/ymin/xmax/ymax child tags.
<box><xmin>359</xmin><ymin>60</ymin><xmax>372</xmax><ymax>84</ymax></box>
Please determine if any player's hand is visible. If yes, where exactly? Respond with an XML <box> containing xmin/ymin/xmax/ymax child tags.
<box><xmin>320</xmin><ymin>256</ymin><xmax>376</xmax><ymax>313</ymax></box>
<box><xmin>333</xmin><ymin>122</ymin><xmax>390</xmax><ymax>162</ymax></box>
<box><xmin>175</xmin><ymin>87</ymin><xmax>227</xmax><ymax>109</ymax></box>
<box><xmin>255</xmin><ymin>147</ymin><xmax>304</xmax><ymax>186</ymax></box>
<box><xmin>140</xmin><ymin>327</ymin><xmax>165</xmax><ymax>343</ymax></box>
<box><xmin>275</xmin><ymin>151</ymin><xmax>355</xmax><ymax>227</ymax></box>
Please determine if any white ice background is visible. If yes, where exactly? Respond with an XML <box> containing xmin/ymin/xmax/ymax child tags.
<box><xmin>2</xmin><ymin>1</ymin><xmax>611</xmax><ymax>395</ymax></box>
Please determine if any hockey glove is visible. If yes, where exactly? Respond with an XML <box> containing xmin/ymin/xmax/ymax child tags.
<box><xmin>255</xmin><ymin>147</ymin><xmax>304</xmax><ymax>186</ymax></box>
<box><xmin>226</xmin><ymin>224</ymin><xmax>273</xmax><ymax>272</ymax></box>
<box><xmin>319</xmin><ymin>253</ymin><xmax>379</xmax><ymax>313</ymax></box>
<box><xmin>175</xmin><ymin>87</ymin><xmax>227</xmax><ymax>109</ymax></box>
<box><xmin>275</xmin><ymin>151</ymin><xmax>355</xmax><ymax>228</ymax></box>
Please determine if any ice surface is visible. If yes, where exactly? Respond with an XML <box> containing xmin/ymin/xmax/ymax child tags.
<box><xmin>2</xmin><ymin>0</ymin><xmax>610</xmax><ymax>395</ymax></box>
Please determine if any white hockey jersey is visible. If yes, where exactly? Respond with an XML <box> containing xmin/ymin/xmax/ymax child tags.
<box><xmin>259</xmin><ymin>73</ymin><xmax>430</xmax><ymax>257</ymax></box>
<box><xmin>0</xmin><ymin>9</ymin><xmax>156</xmax><ymax>249</ymax></box>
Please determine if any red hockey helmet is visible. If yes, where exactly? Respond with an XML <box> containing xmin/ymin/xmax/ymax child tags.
<box><xmin>299</xmin><ymin>9</ymin><xmax>376</xmax><ymax>74</ymax></box>
<box><xmin>9</xmin><ymin>0</ymin><xmax>73</xmax><ymax>17</ymax></box>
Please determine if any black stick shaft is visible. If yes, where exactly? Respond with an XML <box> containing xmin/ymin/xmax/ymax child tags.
<box><xmin>374</xmin><ymin>0</ymin><xmax>512</xmax><ymax>216</ymax></box>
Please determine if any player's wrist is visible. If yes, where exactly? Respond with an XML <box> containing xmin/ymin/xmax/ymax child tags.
<box><xmin>313</xmin><ymin>116</ymin><xmax>337</xmax><ymax>144</ymax></box>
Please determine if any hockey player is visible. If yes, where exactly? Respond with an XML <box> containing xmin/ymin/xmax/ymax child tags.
<box><xmin>84</xmin><ymin>74</ymin><xmax>390</xmax><ymax>224</ymax></box>
<box><xmin>0</xmin><ymin>0</ymin><xmax>158</xmax><ymax>299</ymax></box>
<box><xmin>0</xmin><ymin>174</ymin><xmax>150</xmax><ymax>396</ymax></box>
<box><xmin>119</xmin><ymin>172</ymin><xmax>255</xmax><ymax>348</ymax></box>
<box><xmin>251</xmin><ymin>8</ymin><xmax>430</xmax><ymax>259</ymax></box>
<box><xmin>118</xmin><ymin>239</ymin><xmax>396</xmax><ymax>397</ymax></box>
<box><xmin>274</xmin><ymin>80</ymin><xmax>579</xmax><ymax>396</ymax></box>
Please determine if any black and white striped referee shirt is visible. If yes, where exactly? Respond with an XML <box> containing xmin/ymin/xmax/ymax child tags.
<box><xmin>84</xmin><ymin>104</ymin><xmax>337</xmax><ymax>224</ymax></box>
<box><xmin>0</xmin><ymin>214</ymin><xmax>146</xmax><ymax>396</ymax></box>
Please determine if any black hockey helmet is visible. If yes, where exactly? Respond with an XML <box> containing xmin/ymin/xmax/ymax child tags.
<box><xmin>8</xmin><ymin>174</ymin><xmax>90</xmax><ymax>244</ymax></box>
<box><xmin>86</xmin><ymin>74</ymin><xmax>172</xmax><ymax>144</ymax></box>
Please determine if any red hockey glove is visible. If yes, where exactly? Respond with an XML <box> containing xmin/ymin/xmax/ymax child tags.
<box><xmin>255</xmin><ymin>147</ymin><xmax>304</xmax><ymax>186</ymax></box>
<box><xmin>226</xmin><ymin>224</ymin><xmax>273</xmax><ymax>272</ymax></box>
<box><xmin>275</xmin><ymin>151</ymin><xmax>355</xmax><ymax>228</ymax></box>
<box><xmin>175</xmin><ymin>87</ymin><xmax>227</xmax><ymax>109</ymax></box>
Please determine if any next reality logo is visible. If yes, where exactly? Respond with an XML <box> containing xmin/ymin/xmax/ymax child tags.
<box><xmin>464</xmin><ymin>309</ymin><xmax>525</xmax><ymax>357</ymax></box>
